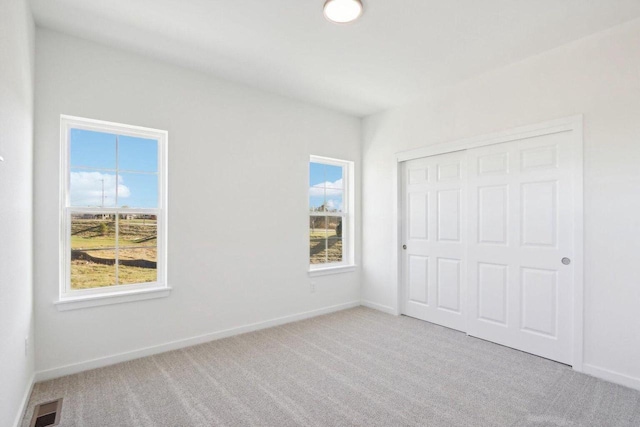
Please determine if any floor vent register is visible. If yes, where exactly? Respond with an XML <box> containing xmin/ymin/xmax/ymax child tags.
<box><xmin>30</xmin><ymin>398</ymin><xmax>63</xmax><ymax>427</ymax></box>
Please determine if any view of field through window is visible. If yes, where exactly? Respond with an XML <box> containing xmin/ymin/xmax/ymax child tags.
<box><xmin>70</xmin><ymin>215</ymin><xmax>157</xmax><ymax>289</ymax></box>
<box><xmin>68</xmin><ymin>128</ymin><xmax>159</xmax><ymax>289</ymax></box>
<box><xmin>309</xmin><ymin>161</ymin><xmax>344</xmax><ymax>264</ymax></box>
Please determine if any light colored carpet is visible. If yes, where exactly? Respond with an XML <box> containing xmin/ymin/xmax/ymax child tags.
<box><xmin>22</xmin><ymin>307</ymin><xmax>640</xmax><ymax>426</ymax></box>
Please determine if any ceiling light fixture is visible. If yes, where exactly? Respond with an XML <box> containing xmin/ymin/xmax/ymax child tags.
<box><xmin>323</xmin><ymin>0</ymin><xmax>363</xmax><ymax>24</ymax></box>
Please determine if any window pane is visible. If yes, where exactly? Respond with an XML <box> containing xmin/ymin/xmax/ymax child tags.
<box><xmin>327</xmin><ymin>217</ymin><xmax>342</xmax><ymax>236</ymax></box>
<box><xmin>118</xmin><ymin>249</ymin><xmax>157</xmax><ymax>285</ymax></box>
<box><xmin>327</xmin><ymin>236</ymin><xmax>343</xmax><ymax>263</ymax></box>
<box><xmin>117</xmin><ymin>172</ymin><xmax>158</xmax><ymax>208</ymax></box>
<box><xmin>310</xmin><ymin>238</ymin><xmax>328</xmax><ymax>264</ymax></box>
<box><xmin>310</xmin><ymin>162</ymin><xmax>326</xmax><ymax>212</ymax></box>
<box><xmin>310</xmin><ymin>216</ymin><xmax>344</xmax><ymax>265</ymax></box>
<box><xmin>70</xmin><ymin>214</ymin><xmax>116</xmax><ymax>289</ymax></box>
<box><xmin>309</xmin><ymin>193</ymin><xmax>325</xmax><ymax>212</ymax></box>
<box><xmin>324</xmin><ymin>190</ymin><xmax>343</xmax><ymax>213</ymax></box>
<box><xmin>310</xmin><ymin>162</ymin><xmax>344</xmax><ymax>213</ymax></box>
<box><xmin>310</xmin><ymin>215</ymin><xmax>328</xmax><ymax>264</ymax></box>
<box><xmin>118</xmin><ymin>135</ymin><xmax>158</xmax><ymax>172</ymax></box>
<box><xmin>70</xmin><ymin>129</ymin><xmax>116</xmax><ymax>170</ymax></box>
<box><xmin>310</xmin><ymin>215</ymin><xmax>328</xmax><ymax>237</ymax></box>
<box><xmin>325</xmin><ymin>164</ymin><xmax>343</xmax><ymax>189</ymax></box>
<box><xmin>118</xmin><ymin>216</ymin><xmax>157</xmax><ymax>285</ymax></box>
<box><xmin>310</xmin><ymin>162</ymin><xmax>325</xmax><ymax>185</ymax></box>
<box><xmin>70</xmin><ymin>168</ymin><xmax>118</xmax><ymax>207</ymax></box>
<box><xmin>310</xmin><ymin>237</ymin><xmax>327</xmax><ymax>264</ymax></box>
<box><xmin>326</xmin><ymin>217</ymin><xmax>343</xmax><ymax>263</ymax></box>
<box><xmin>118</xmin><ymin>215</ymin><xmax>157</xmax><ymax>248</ymax></box>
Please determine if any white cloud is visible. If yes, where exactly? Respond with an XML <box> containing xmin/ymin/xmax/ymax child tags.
<box><xmin>70</xmin><ymin>171</ymin><xmax>130</xmax><ymax>207</ymax></box>
<box><xmin>309</xmin><ymin>178</ymin><xmax>343</xmax><ymax>197</ymax></box>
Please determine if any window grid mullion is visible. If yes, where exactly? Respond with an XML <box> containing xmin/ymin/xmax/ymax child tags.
<box><xmin>308</xmin><ymin>212</ymin><xmax>346</xmax><ymax>215</ymax></box>
<box><xmin>325</xmin><ymin>223</ymin><xmax>329</xmax><ymax>263</ymax></box>
<box><xmin>115</xmin><ymin>134</ymin><xmax>119</xmax><ymax>285</ymax></box>
<box><xmin>115</xmin><ymin>134</ymin><xmax>119</xmax><ymax>206</ymax></box>
<box><xmin>68</xmin><ymin>207</ymin><xmax>159</xmax><ymax>215</ymax></box>
<box><xmin>70</xmin><ymin>165</ymin><xmax>158</xmax><ymax>175</ymax></box>
<box><xmin>115</xmin><ymin>213</ymin><xmax>120</xmax><ymax>286</ymax></box>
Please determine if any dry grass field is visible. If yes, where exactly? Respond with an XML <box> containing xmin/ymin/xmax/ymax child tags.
<box><xmin>70</xmin><ymin>217</ymin><xmax>157</xmax><ymax>289</ymax></box>
<box><xmin>309</xmin><ymin>218</ymin><xmax>342</xmax><ymax>264</ymax></box>
<box><xmin>71</xmin><ymin>215</ymin><xmax>342</xmax><ymax>288</ymax></box>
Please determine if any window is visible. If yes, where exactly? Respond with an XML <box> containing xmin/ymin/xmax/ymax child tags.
<box><xmin>309</xmin><ymin>156</ymin><xmax>354</xmax><ymax>273</ymax></box>
<box><xmin>58</xmin><ymin>115</ymin><xmax>168</xmax><ymax>308</ymax></box>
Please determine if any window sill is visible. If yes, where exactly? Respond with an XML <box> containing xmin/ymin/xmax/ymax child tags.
<box><xmin>55</xmin><ymin>286</ymin><xmax>172</xmax><ymax>311</ymax></box>
<box><xmin>308</xmin><ymin>265</ymin><xmax>357</xmax><ymax>277</ymax></box>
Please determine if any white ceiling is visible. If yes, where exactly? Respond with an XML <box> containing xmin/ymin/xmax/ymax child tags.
<box><xmin>30</xmin><ymin>0</ymin><xmax>640</xmax><ymax>117</ymax></box>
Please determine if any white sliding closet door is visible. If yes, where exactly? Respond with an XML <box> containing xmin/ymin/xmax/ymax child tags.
<box><xmin>401</xmin><ymin>151</ymin><xmax>467</xmax><ymax>332</ymax></box>
<box><xmin>466</xmin><ymin>132</ymin><xmax>575</xmax><ymax>364</ymax></box>
<box><xmin>400</xmin><ymin>127</ymin><xmax>578</xmax><ymax>365</ymax></box>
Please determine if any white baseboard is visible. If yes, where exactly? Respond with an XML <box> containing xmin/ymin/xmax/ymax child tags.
<box><xmin>361</xmin><ymin>300</ymin><xmax>398</xmax><ymax>315</ymax></box>
<box><xmin>34</xmin><ymin>301</ymin><xmax>360</xmax><ymax>382</ymax></box>
<box><xmin>13</xmin><ymin>372</ymin><xmax>35</xmax><ymax>427</ymax></box>
<box><xmin>583</xmin><ymin>363</ymin><xmax>640</xmax><ymax>392</ymax></box>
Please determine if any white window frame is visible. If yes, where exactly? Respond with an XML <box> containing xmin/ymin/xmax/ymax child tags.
<box><xmin>308</xmin><ymin>155</ymin><xmax>355</xmax><ymax>276</ymax></box>
<box><xmin>56</xmin><ymin>115</ymin><xmax>169</xmax><ymax>311</ymax></box>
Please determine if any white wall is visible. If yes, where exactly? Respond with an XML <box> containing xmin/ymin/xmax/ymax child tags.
<box><xmin>362</xmin><ymin>18</ymin><xmax>640</xmax><ymax>388</ymax></box>
<box><xmin>34</xmin><ymin>29</ymin><xmax>361</xmax><ymax>375</ymax></box>
<box><xmin>0</xmin><ymin>0</ymin><xmax>35</xmax><ymax>424</ymax></box>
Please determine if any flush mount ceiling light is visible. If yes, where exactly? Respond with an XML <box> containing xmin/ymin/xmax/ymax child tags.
<box><xmin>323</xmin><ymin>0</ymin><xmax>363</xmax><ymax>24</ymax></box>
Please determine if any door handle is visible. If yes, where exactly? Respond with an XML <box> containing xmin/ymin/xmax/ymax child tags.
<box><xmin>402</xmin><ymin>245</ymin><xmax>407</xmax><ymax>250</ymax></box>
<box><xmin>561</xmin><ymin>257</ymin><xmax>571</xmax><ymax>265</ymax></box>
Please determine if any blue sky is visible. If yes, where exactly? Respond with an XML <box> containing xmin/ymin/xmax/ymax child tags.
<box><xmin>70</xmin><ymin>129</ymin><xmax>158</xmax><ymax>208</ymax></box>
<box><xmin>309</xmin><ymin>162</ymin><xmax>343</xmax><ymax>212</ymax></box>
